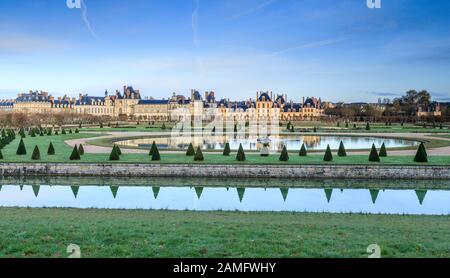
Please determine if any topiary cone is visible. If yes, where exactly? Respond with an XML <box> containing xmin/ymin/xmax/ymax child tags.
<box><xmin>369</xmin><ymin>144</ymin><xmax>380</xmax><ymax>162</ymax></box>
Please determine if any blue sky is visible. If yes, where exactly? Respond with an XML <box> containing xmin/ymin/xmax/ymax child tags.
<box><xmin>0</xmin><ymin>0</ymin><xmax>449</xmax><ymax>102</ymax></box>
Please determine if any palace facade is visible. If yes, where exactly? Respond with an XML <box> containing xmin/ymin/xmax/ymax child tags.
<box><xmin>0</xmin><ymin>86</ymin><xmax>326</xmax><ymax>121</ymax></box>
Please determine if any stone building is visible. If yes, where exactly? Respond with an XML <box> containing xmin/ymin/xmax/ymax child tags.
<box><xmin>0</xmin><ymin>86</ymin><xmax>326</xmax><ymax>122</ymax></box>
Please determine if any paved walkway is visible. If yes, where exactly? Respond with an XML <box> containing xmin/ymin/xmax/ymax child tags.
<box><xmin>65</xmin><ymin>131</ymin><xmax>450</xmax><ymax>156</ymax></box>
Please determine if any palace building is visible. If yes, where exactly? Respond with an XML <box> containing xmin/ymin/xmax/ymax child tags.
<box><xmin>0</xmin><ymin>86</ymin><xmax>326</xmax><ymax>121</ymax></box>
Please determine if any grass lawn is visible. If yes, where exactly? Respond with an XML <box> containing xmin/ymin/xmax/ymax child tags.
<box><xmin>1</xmin><ymin>133</ymin><xmax>449</xmax><ymax>165</ymax></box>
<box><xmin>0</xmin><ymin>208</ymin><xmax>449</xmax><ymax>258</ymax></box>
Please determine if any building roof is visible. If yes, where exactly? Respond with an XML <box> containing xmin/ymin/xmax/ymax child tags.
<box><xmin>138</xmin><ymin>99</ymin><xmax>169</xmax><ymax>105</ymax></box>
<box><xmin>258</xmin><ymin>92</ymin><xmax>271</xmax><ymax>101</ymax></box>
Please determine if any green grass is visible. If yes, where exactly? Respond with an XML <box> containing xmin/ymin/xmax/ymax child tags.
<box><xmin>1</xmin><ymin>208</ymin><xmax>450</xmax><ymax>258</ymax></box>
<box><xmin>1</xmin><ymin>134</ymin><xmax>449</xmax><ymax>165</ymax></box>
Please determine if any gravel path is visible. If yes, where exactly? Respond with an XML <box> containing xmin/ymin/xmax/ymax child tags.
<box><xmin>65</xmin><ymin>131</ymin><xmax>450</xmax><ymax>156</ymax></box>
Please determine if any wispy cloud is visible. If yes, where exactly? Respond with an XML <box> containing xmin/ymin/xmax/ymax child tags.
<box><xmin>192</xmin><ymin>0</ymin><xmax>200</xmax><ymax>46</ymax></box>
<box><xmin>231</xmin><ymin>0</ymin><xmax>277</xmax><ymax>20</ymax></box>
<box><xmin>271</xmin><ymin>38</ymin><xmax>346</xmax><ymax>55</ymax></box>
<box><xmin>81</xmin><ymin>0</ymin><xmax>97</xmax><ymax>38</ymax></box>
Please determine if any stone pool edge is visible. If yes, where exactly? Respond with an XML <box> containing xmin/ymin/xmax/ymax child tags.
<box><xmin>0</xmin><ymin>163</ymin><xmax>449</xmax><ymax>179</ymax></box>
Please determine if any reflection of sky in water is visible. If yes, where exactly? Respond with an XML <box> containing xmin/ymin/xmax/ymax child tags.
<box><xmin>0</xmin><ymin>186</ymin><xmax>449</xmax><ymax>215</ymax></box>
<box><xmin>117</xmin><ymin>135</ymin><xmax>419</xmax><ymax>151</ymax></box>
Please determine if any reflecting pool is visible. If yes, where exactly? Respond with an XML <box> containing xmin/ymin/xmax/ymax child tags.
<box><xmin>0</xmin><ymin>177</ymin><xmax>448</xmax><ymax>215</ymax></box>
<box><xmin>116</xmin><ymin>134</ymin><xmax>419</xmax><ymax>151</ymax></box>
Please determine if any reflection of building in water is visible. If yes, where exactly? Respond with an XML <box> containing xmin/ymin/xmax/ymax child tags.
<box><xmin>301</xmin><ymin>136</ymin><xmax>322</xmax><ymax>148</ymax></box>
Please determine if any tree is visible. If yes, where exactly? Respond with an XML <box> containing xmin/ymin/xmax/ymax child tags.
<box><xmin>78</xmin><ymin>144</ymin><xmax>85</xmax><ymax>155</ymax></box>
<box><xmin>161</xmin><ymin>123</ymin><xmax>166</xmax><ymax>130</ymax></box>
<box><xmin>100</xmin><ymin>122</ymin><xmax>104</xmax><ymax>128</ymax></box>
<box><xmin>290</xmin><ymin>125</ymin><xmax>294</xmax><ymax>132</ymax></box>
<box><xmin>279</xmin><ymin>145</ymin><xmax>289</xmax><ymax>161</ymax></box>
<box><xmin>313</xmin><ymin>127</ymin><xmax>317</xmax><ymax>133</ymax></box>
<box><xmin>414</xmin><ymin>143</ymin><xmax>428</xmax><ymax>163</ymax></box>
<box><xmin>366</xmin><ymin>122</ymin><xmax>371</xmax><ymax>131</ymax></box>
<box><xmin>323</xmin><ymin>145</ymin><xmax>333</xmax><ymax>162</ymax></box>
<box><xmin>299</xmin><ymin>143</ymin><xmax>307</xmax><ymax>156</ymax></box>
<box><xmin>39</xmin><ymin>130</ymin><xmax>44</xmax><ymax>136</ymax></box>
<box><xmin>186</xmin><ymin>143</ymin><xmax>195</xmax><ymax>156</ymax></box>
<box><xmin>149</xmin><ymin>141</ymin><xmax>157</xmax><ymax>156</ymax></box>
<box><xmin>70</xmin><ymin>145</ymin><xmax>81</xmax><ymax>160</ymax></box>
<box><xmin>151</xmin><ymin>144</ymin><xmax>161</xmax><ymax>161</ymax></box>
<box><xmin>19</xmin><ymin>128</ymin><xmax>26</xmax><ymax>138</ymax></box>
<box><xmin>62</xmin><ymin>129</ymin><xmax>66</xmax><ymax>135</ymax></box>
<box><xmin>115</xmin><ymin>145</ymin><xmax>122</xmax><ymax>155</ymax></box>
<box><xmin>48</xmin><ymin>142</ymin><xmax>55</xmax><ymax>155</ymax></box>
<box><xmin>379</xmin><ymin>143</ymin><xmax>387</xmax><ymax>157</ymax></box>
<box><xmin>0</xmin><ymin>149</ymin><xmax>3</xmax><ymax>160</ymax></box>
<box><xmin>109</xmin><ymin>146</ymin><xmax>120</xmax><ymax>161</ymax></box>
<box><xmin>223</xmin><ymin>142</ymin><xmax>231</xmax><ymax>156</ymax></box>
<box><xmin>31</xmin><ymin>145</ymin><xmax>40</xmax><ymax>160</ymax></box>
<box><xmin>369</xmin><ymin>144</ymin><xmax>380</xmax><ymax>162</ymax></box>
<box><xmin>337</xmin><ymin>141</ymin><xmax>347</xmax><ymax>157</ymax></box>
<box><xmin>236</xmin><ymin>144</ymin><xmax>246</xmax><ymax>161</ymax></box>
<box><xmin>194</xmin><ymin>146</ymin><xmax>204</xmax><ymax>161</ymax></box>
<box><xmin>55</xmin><ymin>130</ymin><xmax>59</xmax><ymax>135</ymax></box>
<box><xmin>75</xmin><ymin>128</ymin><xmax>79</xmax><ymax>134</ymax></box>
<box><xmin>16</xmin><ymin>138</ymin><xmax>27</xmax><ymax>155</ymax></box>
<box><xmin>69</xmin><ymin>129</ymin><xmax>73</xmax><ymax>134</ymax></box>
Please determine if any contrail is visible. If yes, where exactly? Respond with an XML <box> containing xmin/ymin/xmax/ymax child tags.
<box><xmin>81</xmin><ymin>0</ymin><xmax>97</xmax><ymax>38</ymax></box>
<box><xmin>232</xmin><ymin>0</ymin><xmax>277</xmax><ymax>20</ymax></box>
<box><xmin>192</xmin><ymin>0</ymin><xmax>200</xmax><ymax>46</ymax></box>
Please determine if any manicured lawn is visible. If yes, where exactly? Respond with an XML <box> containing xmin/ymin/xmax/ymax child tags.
<box><xmin>0</xmin><ymin>208</ymin><xmax>449</xmax><ymax>258</ymax></box>
<box><xmin>1</xmin><ymin>133</ymin><xmax>449</xmax><ymax>165</ymax></box>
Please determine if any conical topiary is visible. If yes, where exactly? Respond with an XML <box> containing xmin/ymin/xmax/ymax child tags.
<box><xmin>369</xmin><ymin>144</ymin><xmax>380</xmax><ymax>162</ymax></box>
<box><xmin>75</xmin><ymin>128</ymin><xmax>79</xmax><ymax>134</ymax></box>
<box><xmin>16</xmin><ymin>138</ymin><xmax>27</xmax><ymax>155</ymax></box>
<box><xmin>337</xmin><ymin>141</ymin><xmax>347</xmax><ymax>157</ymax></box>
<box><xmin>62</xmin><ymin>129</ymin><xmax>66</xmax><ymax>135</ymax></box>
<box><xmin>151</xmin><ymin>144</ymin><xmax>161</xmax><ymax>161</ymax></box>
<box><xmin>236</xmin><ymin>144</ymin><xmax>246</xmax><ymax>161</ymax></box>
<box><xmin>0</xmin><ymin>149</ymin><xmax>3</xmax><ymax>160</ymax></box>
<box><xmin>414</xmin><ymin>143</ymin><xmax>428</xmax><ymax>163</ymax></box>
<box><xmin>149</xmin><ymin>141</ymin><xmax>157</xmax><ymax>156</ymax></box>
<box><xmin>69</xmin><ymin>145</ymin><xmax>81</xmax><ymax>160</ymax></box>
<box><xmin>299</xmin><ymin>144</ymin><xmax>307</xmax><ymax>156</ymax></box>
<box><xmin>31</xmin><ymin>145</ymin><xmax>40</xmax><ymax>160</ymax></box>
<box><xmin>47</xmin><ymin>142</ymin><xmax>55</xmax><ymax>155</ymax></box>
<box><xmin>323</xmin><ymin>145</ymin><xmax>333</xmax><ymax>162</ymax></box>
<box><xmin>115</xmin><ymin>145</ymin><xmax>122</xmax><ymax>156</ymax></box>
<box><xmin>186</xmin><ymin>143</ymin><xmax>195</xmax><ymax>156</ymax></box>
<box><xmin>366</xmin><ymin>122</ymin><xmax>371</xmax><ymax>131</ymax></box>
<box><xmin>78</xmin><ymin>144</ymin><xmax>85</xmax><ymax>155</ymax></box>
<box><xmin>194</xmin><ymin>146</ymin><xmax>204</xmax><ymax>161</ymax></box>
<box><xmin>109</xmin><ymin>146</ymin><xmax>120</xmax><ymax>161</ymax></box>
<box><xmin>279</xmin><ymin>145</ymin><xmax>289</xmax><ymax>162</ymax></box>
<box><xmin>223</xmin><ymin>142</ymin><xmax>231</xmax><ymax>156</ymax></box>
<box><xmin>379</xmin><ymin>142</ymin><xmax>387</xmax><ymax>157</ymax></box>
